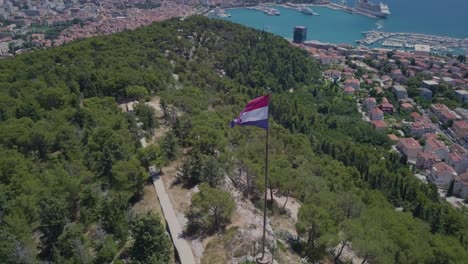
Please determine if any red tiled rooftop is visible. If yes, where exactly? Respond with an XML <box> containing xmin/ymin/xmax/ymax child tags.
<box><xmin>441</xmin><ymin>110</ymin><xmax>457</xmax><ymax>120</ymax></box>
<box><xmin>371</xmin><ymin>108</ymin><xmax>383</xmax><ymax>115</ymax></box>
<box><xmin>410</xmin><ymin>112</ymin><xmax>421</xmax><ymax>120</ymax></box>
<box><xmin>381</xmin><ymin>102</ymin><xmax>395</xmax><ymax>109</ymax></box>
<box><xmin>399</xmin><ymin>138</ymin><xmax>422</xmax><ymax>149</ymax></box>
<box><xmin>455</xmin><ymin>172</ymin><xmax>468</xmax><ymax>186</ymax></box>
<box><xmin>418</xmin><ymin>151</ymin><xmax>440</xmax><ymax>160</ymax></box>
<box><xmin>423</xmin><ymin>133</ymin><xmax>438</xmax><ymax>140</ymax></box>
<box><xmin>345</xmin><ymin>79</ymin><xmax>360</xmax><ymax>84</ymax></box>
<box><xmin>426</xmin><ymin>138</ymin><xmax>447</xmax><ymax>150</ymax></box>
<box><xmin>344</xmin><ymin>87</ymin><xmax>355</xmax><ymax>93</ymax></box>
<box><xmin>431</xmin><ymin>103</ymin><xmax>450</xmax><ymax>112</ymax></box>
<box><xmin>450</xmin><ymin>144</ymin><xmax>467</xmax><ymax>155</ymax></box>
<box><xmin>454</xmin><ymin>120</ymin><xmax>468</xmax><ymax>129</ymax></box>
<box><xmin>388</xmin><ymin>134</ymin><xmax>399</xmax><ymax>141</ymax></box>
<box><xmin>432</xmin><ymin>162</ymin><xmax>456</xmax><ymax>174</ymax></box>
<box><xmin>448</xmin><ymin>152</ymin><xmax>462</xmax><ymax>163</ymax></box>
<box><xmin>401</xmin><ymin>103</ymin><xmax>413</xmax><ymax>109</ymax></box>
<box><xmin>371</xmin><ymin>120</ymin><xmax>386</xmax><ymax>128</ymax></box>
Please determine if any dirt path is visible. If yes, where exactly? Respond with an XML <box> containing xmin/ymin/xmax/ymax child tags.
<box><xmin>145</xmin><ymin>96</ymin><xmax>170</xmax><ymax>143</ymax></box>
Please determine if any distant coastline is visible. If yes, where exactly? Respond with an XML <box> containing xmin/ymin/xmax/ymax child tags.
<box><xmin>210</xmin><ymin>5</ymin><xmax>467</xmax><ymax>55</ymax></box>
<box><xmin>222</xmin><ymin>2</ymin><xmax>381</xmax><ymax>19</ymax></box>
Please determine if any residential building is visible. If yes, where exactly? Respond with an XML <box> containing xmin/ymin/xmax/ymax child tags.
<box><xmin>414</xmin><ymin>44</ymin><xmax>430</xmax><ymax>57</ymax></box>
<box><xmin>447</xmin><ymin>144</ymin><xmax>468</xmax><ymax>174</ymax></box>
<box><xmin>345</xmin><ymin>78</ymin><xmax>360</xmax><ymax>90</ymax></box>
<box><xmin>380</xmin><ymin>97</ymin><xmax>395</xmax><ymax>113</ymax></box>
<box><xmin>430</xmin><ymin>104</ymin><xmax>458</xmax><ymax>125</ymax></box>
<box><xmin>344</xmin><ymin>86</ymin><xmax>355</xmax><ymax>95</ymax></box>
<box><xmin>320</xmin><ymin>56</ymin><xmax>333</xmax><ymax>65</ymax></box>
<box><xmin>454</xmin><ymin>108</ymin><xmax>468</xmax><ymax>121</ymax></box>
<box><xmin>454</xmin><ymin>79</ymin><xmax>466</xmax><ymax>88</ymax></box>
<box><xmin>453</xmin><ymin>172</ymin><xmax>468</xmax><ymax>199</ymax></box>
<box><xmin>391</xmin><ymin>69</ymin><xmax>403</xmax><ymax>80</ymax></box>
<box><xmin>411</xmin><ymin>120</ymin><xmax>436</xmax><ymax>137</ymax></box>
<box><xmin>324</xmin><ymin>70</ymin><xmax>341</xmax><ymax>81</ymax></box>
<box><xmin>441</xmin><ymin>77</ymin><xmax>455</xmax><ymax>86</ymax></box>
<box><xmin>424</xmin><ymin>138</ymin><xmax>449</xmax><ymax>160</ymax></box>
<box><xmin>370</xmin><ymin>108</ymin><xmax>384</xmax><ymax>121</ymax></box>
<box><xmin>392</xmin><ymin>85</ymin><xmax>408</xmax><ymax>99</ymax></box>
<box><xmin>422</xmin><ymin>80</ymin><xmax>438</xmax><ymax>90</ymax></box>
<box><xmin>428</xmin><ymin>162</ymin><xmax>457</xmax><ymax>187</ymax></box>
<box><xmin>293</xmin><ymin>26</ymin><xmax>307</xmax><ymax>44</ymax></box>
<box><xmin>416</xmin><ymin>151</ymin><xmax>441</xmax><ymax>169</ymax></box>
<box><xmin>400</xmin><ymin>102</ymin><xmax>414</xmax><ymax>112</ymax></box>
<box><xmin>447</xmin><ymin>152</ymin><xmax>468</xmax><ymax>174</ymax></box>
<box><xmin>410</xmin><ymin>112</ymin><xmax>421</xmax><ymax>121</ymax></box>
<box><xmin>452</xmin><ymin>120</ymin><xmax>468</xmax><ymax>140</ymax></box>
<box><xmin>365</xmin><ymin>97</ymin><xmax>376</xmax><ymax>111</ymax></box>
<box><xmin>419</xmin><ymin>88</ymin><xmax>432</xmax><ymax>101</ymax></box>
<box><xmin>381</xmin><ymin>75</ymin><xmax>392</xmax><ymax>86</ymax></box>
<box><xmin>397</xmin><ymin>138</ymin><xmax>423</xmax><ymax>160</ymax></box>
<box><xmin>450</xmin><ymin>144</ymin><xmax>468</xmax><ymax>156</ymax></box>
<box><xmin>371</xmin><ymin>120</ymin><xmax>387</xmax><ymax>131</ymax></box>
<box><xmin>455</xmin><ymin>90</ymin><xmax>468</xmax><ymax>102</ymax></box>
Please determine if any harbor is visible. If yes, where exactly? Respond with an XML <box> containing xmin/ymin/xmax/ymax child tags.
<box><xmin>212</xmin><ymin>1</ymin><xmax>467</xmax><ymax>55</ymax></box>
<box><xmin>209</xmin><ymin>1</ymin><xmax>389</xmax><ymax>20</ymax></box>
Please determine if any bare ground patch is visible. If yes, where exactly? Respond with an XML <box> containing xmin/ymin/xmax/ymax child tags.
<box><xmin>131</xmin><ymin>184</ymin><xmax>163</xmax><ymax>220</ymax></box>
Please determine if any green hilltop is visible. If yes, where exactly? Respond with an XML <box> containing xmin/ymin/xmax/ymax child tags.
<box><xmin>0</xmin><ymin>16</ymin><xmax>467</xmax><ymax>263</ymax></box>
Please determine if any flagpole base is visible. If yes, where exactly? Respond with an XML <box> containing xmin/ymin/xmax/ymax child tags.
<box><xmin>255</xmin><ymin>253</ymin><xmax>272</xmax><ymax>264</ymax></box>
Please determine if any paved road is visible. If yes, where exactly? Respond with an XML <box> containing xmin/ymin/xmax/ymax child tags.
<box><xmin>152</xmin><ymin>175</ymin><xmax>197</xmax><ymax>264</ymax></box>
<box><xmin>141</xmin><ymin>97</ymin><xmax>197</xmax><ymax>264</ymax></box>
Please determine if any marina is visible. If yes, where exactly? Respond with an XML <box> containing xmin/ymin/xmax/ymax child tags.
<box><xmin>357</xmin><ymin>31</ymin><xmax>468</xmax><ymax>53</ymax></box>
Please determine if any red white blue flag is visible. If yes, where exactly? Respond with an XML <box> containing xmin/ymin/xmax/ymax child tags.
<box><xmin>230</xmin><ymin>94</ymin><xmax>269</xmax><ymax>130</ymax></box>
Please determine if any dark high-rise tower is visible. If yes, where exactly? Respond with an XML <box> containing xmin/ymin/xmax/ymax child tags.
<box><xmin>293</xmin><ymin>26</ymin><xmax>307</xmax><ymax>44</ymax></box>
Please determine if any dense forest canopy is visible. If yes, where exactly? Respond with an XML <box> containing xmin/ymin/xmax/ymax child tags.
<box><xmin>0</xmin><ymin>15</ymin><xmax>467</xmax><ymax>263</ymax></box>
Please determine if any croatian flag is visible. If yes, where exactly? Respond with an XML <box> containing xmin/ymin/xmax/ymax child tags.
<box><xmin>230</xmin><ymin>94</ymin><xmax>270</xmax><ymax>130</ymax></box>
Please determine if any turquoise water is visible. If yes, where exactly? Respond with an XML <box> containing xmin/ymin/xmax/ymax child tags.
<box><xmin>220</xmin><ymin>0</ymin><xmax>468</xmax><ymax>45</ymax></box>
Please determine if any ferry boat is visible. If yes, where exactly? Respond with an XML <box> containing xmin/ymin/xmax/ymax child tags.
<box><xmin>355</xmin><ymin>0</ymin><xmax>391</xmax><ymax>18</ymax></box>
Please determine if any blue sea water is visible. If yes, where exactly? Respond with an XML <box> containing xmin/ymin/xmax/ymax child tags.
<box><xmin>220</xmin><ymin>0</ymin><xmax>468</xmax><ymax>45</ymax></box>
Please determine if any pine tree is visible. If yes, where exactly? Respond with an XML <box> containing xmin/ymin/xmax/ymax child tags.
<box><xmin>446</xmin><ymin>180</ymin><xmax>455</xmax><ymax>197</ymax></box>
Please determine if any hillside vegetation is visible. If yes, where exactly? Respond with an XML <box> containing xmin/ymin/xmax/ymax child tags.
<box><xmin>0</xmin><ymin>16</ymin><xmax>467</xmax><ymax>263</ymax></box>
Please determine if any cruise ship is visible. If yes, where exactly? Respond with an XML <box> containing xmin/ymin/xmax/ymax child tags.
<box><xmin>355</xmin><ymin>0</ymin><xmax>391</xmax><ymax>18</ymax></box>
<box><xmin>299</xmin><ymin>7</ymin><xmax>319</xmax><ymax>16</ymax></box>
